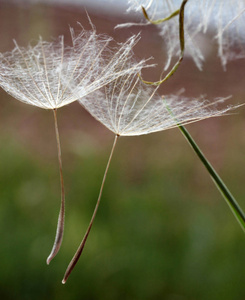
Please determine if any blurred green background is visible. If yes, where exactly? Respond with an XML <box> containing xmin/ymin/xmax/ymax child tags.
<box><xmin>0</xmin><ymin>1</ymin><xmax>245</xmax><ymax>299</ymax></box>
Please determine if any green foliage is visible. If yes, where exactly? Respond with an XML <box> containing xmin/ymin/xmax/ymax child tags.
<box><xmin>0</xmin><ymin>135</ymin><xmax>245</xmax><ymax>299</ymax></box>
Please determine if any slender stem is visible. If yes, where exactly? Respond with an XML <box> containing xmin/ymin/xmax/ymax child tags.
<box><xmin>46</xmin><ymin>109</ymin><xmax>65</xmax><ymax>265</ymax></box>
<box><xmin>140</xmin><ymin>0</ymin><xmax>188</xmax><ymax>86</ymax></box>
<box><xmin>141</xmin><ymin>5</ymin><xmax>180</xmax><ymax>25</ymax></box>
<box><xmin>179</xmin><ymin>125</ymin><xmax>245</xmax><ymax>232</ymax></box>
<box><xmin>62</xmin><ymin>134</ymin><xmax>119</xmax><ymax>284</ymax></box>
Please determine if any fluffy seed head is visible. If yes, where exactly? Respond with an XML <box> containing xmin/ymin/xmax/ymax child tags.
<box><xmin>0</xmin><ymin>25</ymin><xmax>146</xmax><ymax>109</ymax></box>
<box><xmin>79</xmin><ymin>71</ymin><xmax>234</xmax><ymax>136</ymax></box>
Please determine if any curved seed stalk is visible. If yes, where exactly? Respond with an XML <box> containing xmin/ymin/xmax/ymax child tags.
<box><xmin>140</xmin><ymin>0</ymin><xmax>188</xmax><ymax>86</ymax></box>
<box><xmin>46</xmin><ymin>109</ymin><xmax>65</xmax><ymax>265</ymax></box>
<box><xmin>62</xmin><ymin>134</ymin><xmax>119</xmax><ymax>284</ymax></box>
<box><xmin>141</xmin><ymin>5</ymin><xmax>180</xmax><ymax>25</ymax></box>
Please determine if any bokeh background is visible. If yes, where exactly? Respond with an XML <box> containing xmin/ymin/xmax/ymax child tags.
<box><xmin>0</xmin><ymin>1</ymin><xmax>245</xmax><ymax>299</ymax></box>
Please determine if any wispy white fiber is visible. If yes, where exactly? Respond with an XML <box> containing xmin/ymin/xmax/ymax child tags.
<box><xmin>0</xmin><ymin>26</ymin><xmax>146</xmax><ymax>109</ymax></box>
<box><xmin>79</xmin><ymin>71</ymin><xmax>233</xmax><ymax>136</ymax></box>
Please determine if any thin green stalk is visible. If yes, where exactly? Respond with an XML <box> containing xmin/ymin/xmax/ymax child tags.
<box><xmin>141</xmin><ymin>5</ymin><xmax>180</xmax><ymax>25</ymax></box>
<box><xmin>62</xmin><ymin>134</ymin><xmax>119</xmax><ymax>284</ymax></box>
<box><xmin>140</xmin><ymin>0</ymin><xmax>188</xmax><ymax>86</ymax></box>
<box><xmin>179</xmin><ymin>124</ymin><xmax>245</xmax><ymax>232</ymax></box>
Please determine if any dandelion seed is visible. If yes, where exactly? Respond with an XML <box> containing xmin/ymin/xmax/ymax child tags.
<box><xmin>62</xmin><ymin>70</ymin><xmax>233</xmax><ymax>283</ymax></box>
<box><xmin>0</xmin><ymin>24</ymin><xmax>147</xmax><ymax>265</ymax></box>
<box><xmin>121</xmin><ymin>0</ymin><xmax>245</xmax><ymax>68</ymax></box>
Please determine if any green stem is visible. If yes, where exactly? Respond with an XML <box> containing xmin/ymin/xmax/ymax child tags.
<box><xmin>141</xmin><ymin>6</ymin><xmax>180</xmax><ymax>25</ymax></box>
<box><xmin>179</xmin><ymin>124</ymin><xmax>245</xmax><ymax>232</ymax></box>
<box><xmin>140</xmin><ymin>0</ymin><xmax>188</xmax><ymax>86</ymax></box>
